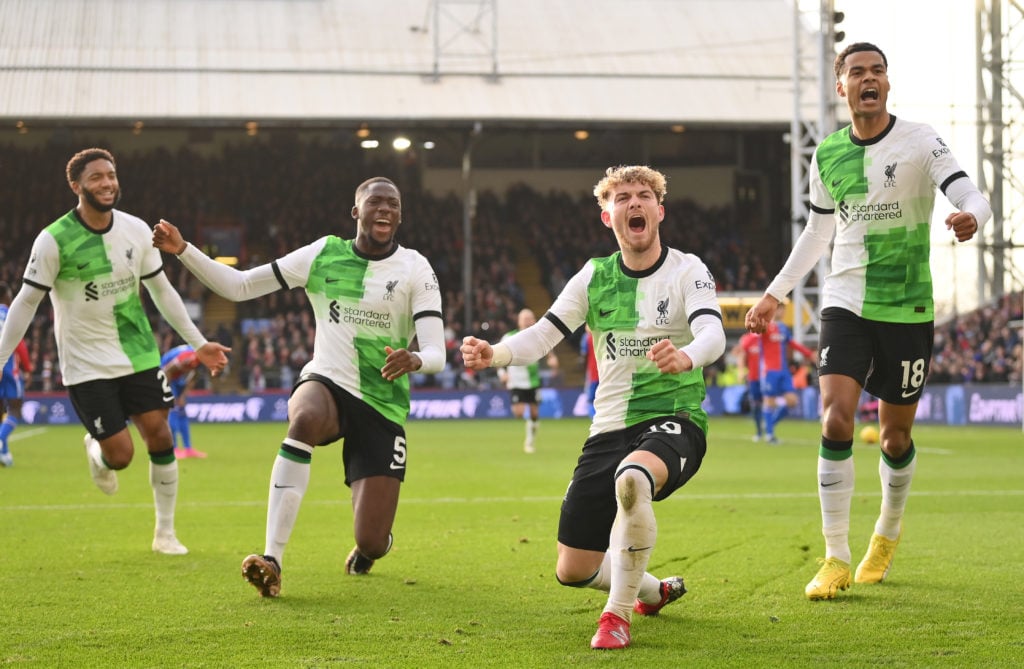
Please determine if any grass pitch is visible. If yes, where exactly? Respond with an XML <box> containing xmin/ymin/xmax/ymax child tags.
<box><xmin>1</xmin><ymin>416</ymin><xmax>1022</xmax><ymax>667</ymax></box>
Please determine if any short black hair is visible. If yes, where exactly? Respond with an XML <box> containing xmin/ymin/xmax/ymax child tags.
<box><xmin>834</xmin><ymin>42</ymin><xmax>888</xmax><ymax>80</ymax></box>
<box><xmin>354</xmin><ymin>176</ymin><xmax>398</xmax><ymax>204</ymax></box>
<box><xmin>66</xmin><ymin>147</ymin><xmax>116</xmax><ymax>184</ymax></box>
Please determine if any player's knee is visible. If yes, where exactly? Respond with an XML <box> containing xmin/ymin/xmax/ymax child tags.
<box><xmin>614</xmin><ymin>465</ymin><xmax>654</xmax><ymax>513</ymax></box>
<box><xmin>555</xmin><ymin>564</ymin><xmax>594</xmax><ymax>587</ymax></box>
<box><xmin>822</xmin><ymin>406</ymin><xmax>855</xmax><ymax>439</ymax></box>
<box><xmin>879</xmin><ymin>426</ymin><xmax>912</xmax><ymax>457</ymax></box>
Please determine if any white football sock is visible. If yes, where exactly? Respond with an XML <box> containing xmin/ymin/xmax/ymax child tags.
<box><xmin>586</xmin><ymin>549</ymin><xmax>662</xmax><ymax>604</ymax></box>
<box><xmin>818</xmin><ymin>454</ymin><xmax>854</xmax><ymax>563</ymax></box>
<box><xmin>586</xmin><ymin>551</ymin><xmax>614</xmax><ymax>592</ymax></box>
<box><xmin>875</xmin><ymin>450</ymin><xmax>916</xmax><ymax>540</ymax></box>
<box><xmin>265</xmin><ymin>439</ymin><xmax>313</xmax><ymax>562</ymax></box>
<box><xmin>87</xmin><ymin>436</ymin><xmax>110</xmax><ymax>470</ymax></box>
<box><xmin>604</xmin><ymin>465</ymin><xmax>657</xmax><ymax>621</ymax></box>
<box><xmin>150</xmin><ymin>459</ymin><xmax>179</xmax><ymax>535</ymax></box>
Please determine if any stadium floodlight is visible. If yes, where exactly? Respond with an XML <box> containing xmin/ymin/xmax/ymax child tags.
<box><xmin>360</xmin><ymin>139</ymin><xmax>380</xmax><ymax>149</ymax></box>
<box><xmin>423</xmin><ymin>141</ymin><xmax>436</xmax><ymax>150</ymax></box>
<box><xmin>574</xmin><ymin>130</ymin><xmax>589</xmax><ymax>140</ymax></box>
<box><xmin>393</xmin><ymin>136</ymin><xmax>412</xmax><ymax>151</ymax></box>
<box><xmin>831</xmin><ymin>10</ymin><xmax>845</xmax><ymax>44</ymax></box>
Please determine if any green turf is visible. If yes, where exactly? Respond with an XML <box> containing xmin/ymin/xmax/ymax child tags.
<box><xmin>1</xmin><ymin>417</ymin><xmax>1022</xmax><ymax>667</ymax></box>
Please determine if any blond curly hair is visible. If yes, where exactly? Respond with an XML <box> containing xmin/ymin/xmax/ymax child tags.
<box><xmin>593</xmin><ymin>165</ymin><xmax>667</xmax><ymax>209</ymax></box>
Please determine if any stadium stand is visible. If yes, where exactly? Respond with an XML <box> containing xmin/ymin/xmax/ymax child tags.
<box><xmin>2</xmin><ymin>140</ymin><xmax>1020</xmax><ymax>393</ymax></box>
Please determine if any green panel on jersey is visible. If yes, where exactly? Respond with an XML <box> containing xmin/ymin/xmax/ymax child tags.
<box><xmin>355</xmin><ymin>334</ymin><xmax>409</xmax><ymax>425</ymax></box>
<box><xmin>306</xmin><ymin>237</ymin><xmax>368</xmax><ymax>300</ymax></box>
<box><xmin>113</xmin><ymin>296</ymin><xmax>160</xmax><ymax>371</ymax></box>
<box><xmin>816</xmin><ymin>132</ymin><xmax>868</xmax><ymax>203</ymax></box>
<box><xmin>626</xmin><ymin>371</ymin><xmax>709</xmax><ymax>435</ymax></box>
<box><xmin>47</xmin><ymin>213</ymin><xmax>113</xmax><ymax>281</ymax></box>
<box><xmin>586</xmin><ymin>254</ymin><xmax>640</xmax><ymax>330</ymax></box>
<box><xmin>863</xmin><ymin>223</ymin><xmax>933</xmax><ymax>320</ymax></box>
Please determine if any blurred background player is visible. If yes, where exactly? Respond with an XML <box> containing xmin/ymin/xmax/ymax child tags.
<box><xmin>498</xmin><ymin>308</ymin><xmax>560</xmax><ymax>453</ymax></box>
<box><xmin>759</xmin><ymin>302</ymin><xmax>816</xmax><ymax>444</ymax></box>
<box><xmin>160</xmin><ymin>344</ymin><xmax>207</xmax><ymax>459</ymax></box>
<box><xmin>0</xmin><ymin>281</ymin><xmax>34</xmax><ymax>467</ymax></box>
<box><xmin>732</xmin><ymin>331</ymin><xmax>763</xmax><ymax>441</ymax></box>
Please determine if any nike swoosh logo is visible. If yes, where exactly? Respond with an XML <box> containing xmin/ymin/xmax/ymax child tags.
<box><xmin>610</xmin><ymin>629</ymin><xmax>629</xmax><ymax>643</ymax></box>
<box><xmin>901</xmin><ymin>390</ymin><xmax>918</xmax><ymax>398</ymax></box>
<box><xmin>820</xmin><ymin>480</ymin><xmax>842</xmax><ymax>488</ymax></box>
<box><xmin>887</xmin><ymin>482</ymin><xmax>908</xmax><ymax>488</ymax></box>
<box><xmin>599</xmin><ymin>309</ymin><xmax>615</xmax><ymax>317</ymax></box>
<box><xmin>325</xmin><ymin>277</ymin><xmax>338</xmax><ymax>283</ymax></box>
<box><xmin>626</xmin><ymin>545</ymin><xmax>651</xmax><ymax>553</ymax></box>
<box><xmin>831</xmin><ymin>179</ymin><xmax>842</xmax><ymax>188</ymax></box>
<box><xmin>159</xmin><ymin>480</ymin><xmax>177</xmax><ymax>485</ymax></box>
<box><xmin>273</xmin><ymin>483</ymin><xmax>295</xmax><ymax>489</ymax></box>
<box><xmin>77</xmin><ymin>263</ymin><xmax>90</xmax><ymax>270</ymax></box>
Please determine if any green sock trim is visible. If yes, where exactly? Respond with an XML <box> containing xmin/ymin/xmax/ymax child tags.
<box><xmin>819</xmin><ymin>446</ymin><xmax>852</xmax><ymax>461</ymax></box>
<box><xmin>819</xmin><ymin>436</ymin><xmax>853</xmax><ymax>461</ymax></box>
<box><xmin>881</xmin><ymin>442</ymin><xmax>916</xmax><ymax>469</ymax></box>
<box><xmin>150</xmin><ymin>449</ymin><xmax>176</xmax><ymax>465</ymax></box>
<box><xmin>278</xmin><ymin>448</ymin><xmax>312</xmax><ymax>464</ymax></box>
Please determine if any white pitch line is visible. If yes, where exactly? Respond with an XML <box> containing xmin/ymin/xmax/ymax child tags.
<box><xmin>3</xmin><ymin>489</ymin><xmax>1022</xmax><ymax>512</ymax></box>
<box><xmin>8</xmin><ymin>427</ymin><xmax>49</xmax><ymax>442</ymax></box>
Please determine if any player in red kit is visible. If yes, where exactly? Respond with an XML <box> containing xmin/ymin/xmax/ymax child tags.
<box><xmin>759</xmin><ymin>303</ymin><xmax>816</xmax><ymax>444</ymax></box>
<box><xmin>732</xmin><ymin>332</ymin><xmax>763</xmax><ymax>441</ymax></box>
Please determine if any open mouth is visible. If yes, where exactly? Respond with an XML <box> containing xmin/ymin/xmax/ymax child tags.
<box><xmin>861</xmin><ymin>88</ymin><xmax>879</xmax><ymax>101</ymax></box>
<box><xmin>628</xmin><ymin>215</ymin><xmax>646</xmax><ymax>232</ymax></box>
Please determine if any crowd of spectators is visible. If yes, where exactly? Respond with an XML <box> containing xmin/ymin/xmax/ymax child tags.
<box><xmin>929</xmin><ymin>292</ymin><xmax>1023</xmax><ymax>385</ymax></box>
<box><xmin>1</xmin><ymin>138</ymin><xmax>1021</xmax><ymax>394</ymax></box>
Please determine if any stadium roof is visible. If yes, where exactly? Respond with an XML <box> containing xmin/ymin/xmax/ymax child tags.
<box><xmin>0</xmin><ymin>0</ymin><xmax>803</xmax><ymax>127</ymax></box>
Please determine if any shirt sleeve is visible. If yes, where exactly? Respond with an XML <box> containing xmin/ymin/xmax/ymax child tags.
<box><xmin>0</xmin><ymin>284</ymin><xmax>46</xmax><ymax>372</ymax></box>
<box><xmin>143</xmin><ymin>271</ymin><xmax>209</xmax><ymax>350</ymax></box>
<box><xmin>765</xmin><ymin>209</ymin><xmax>834</xmax><ymax>302</ymax></box>
<box><xmin>678</xmin><ymin>257</ymin><xmax>726</xmax><ymax>368</ymax></box>
<box><xmin>21</xmin><ymin>230</ymin><xmax>59</xmax><ymax>290</ymax></box>
<box><xmin>409</xmin><ymin>253</ymin><xmax>445</xmax><ymax>373</ymax></box>
<box><xmin>177</xmin><ymin>242</ymin><xmax>295</xmax><ymax>300</ymax></box>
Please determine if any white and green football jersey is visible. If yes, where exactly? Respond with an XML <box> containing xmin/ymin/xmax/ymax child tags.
<box><xmin>273</xmin><ymin>236</ymin><xmax>442</xmax><ymax>426</ymax></box>
<box><xmin>810</xmin><ymin>116</ymin><xmax>968</xmax><ymax>323</ymax></box>
<box><xmin>546</xmin><ymin>247</ymin><xmax>721</xmax><ymax>437</ymax></box>
<box><xmin>499</xmin><ymin>328</ymin><xmax>541</xmax><ymax>390</ymax></box>
<box><xmin>22</xmin><ymin>209</ymin><xmax>164</xmax><ymax>385</ymax></box>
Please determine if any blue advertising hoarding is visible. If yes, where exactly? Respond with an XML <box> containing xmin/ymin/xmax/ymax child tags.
<box><xmin>18</xmin><ymin>384</ymin><xmax>1022</xmax><ymax>427</ymax></box>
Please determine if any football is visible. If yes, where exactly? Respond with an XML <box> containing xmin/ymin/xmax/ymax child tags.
<box><xmin>859</xmin><ymin>425</ymin><xmax>880</xmax><ymax>444</ymax></box>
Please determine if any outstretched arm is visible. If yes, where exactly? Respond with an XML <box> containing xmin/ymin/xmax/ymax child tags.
<box><xmin>143</xmin><ymin>273</ymin><xmax>231</xmax><ymax>376</ymax></box>
<box><xmin>0</xmin><ymin>285</ymin><xmax>45</xmax><ymax>377</ymax></box>
<box><xmin>154</xmin><ymin>219</ymin><xmax>284</xmax><ymax>301</ymax></box>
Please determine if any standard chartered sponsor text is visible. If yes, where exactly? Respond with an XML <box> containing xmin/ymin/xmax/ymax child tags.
<box><xmin>848</xmin><ymin>201</ymin><xmax>902</xmax><ymax>222</ymax></box>
<box><xmin>616</xmin><ymin>335</ymin><xmax>661</xmax><ymax>357</ymax></box>
<box><xmin>344</xmin><ymin>306</ymin><xmax>392</xmax><ymax>328</ymax></box>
